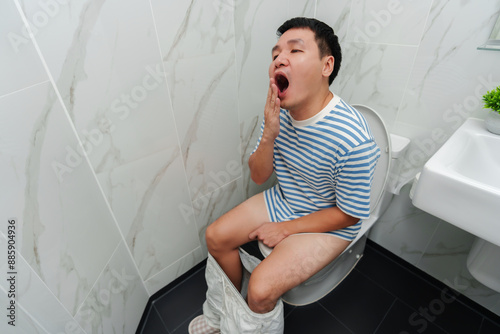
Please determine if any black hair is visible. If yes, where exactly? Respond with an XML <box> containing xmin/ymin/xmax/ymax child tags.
<box><xmin>277</xmin><ymin>17</ymin><xmax>342</xmax><ymax>85</ymax></box>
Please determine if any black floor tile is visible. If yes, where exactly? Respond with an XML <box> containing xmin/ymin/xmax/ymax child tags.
<box><xmin>154</xmin><ymin>267</ymin><xmax>207</xmax><ymax>332</ymax></box>
<box><xmin>428</xmin><ymin>289</ymin><xmax>482</xmax><ymax>334</ymax></box>
<box><xmin>479</xmin><ymin>318</ymin><xmax>500</xmax><ymax>334</ymax></box>
<box><xmin>284</xmin><ymin>302</ymin><xmax>353</xmax><ymax>334</ymax></box>
<box><xmin>138</xmin><ymin>241</ymin><xmax>500</xmax><ymax>334</ymax></box>
<box><xmin>171</xmin><ymin>308</ymin><xmax>202</xmax><ymax>334</ymax></box>
<box><xmin>356</xmin><ymin>242</ymin><xmax>444</xmax><ymax>309</ymax></box>
<box><xmin>139</xmin><ymin>307</ymin><xmax>169</xmax><ymax>334</ymax></box>
<box><xmin>359</xmin><ymin>242</ymin><xmax>484</xmax><ymax>334</ymax></box>
<box><xmin>374</xmin><ymin>299</ymin><xmax>447</xmax><ymax>334</ymax></box>
<box><xmin>319</xmin><ymin>269</ymin><xmax>396</xmax><ymax>333</ymax></box>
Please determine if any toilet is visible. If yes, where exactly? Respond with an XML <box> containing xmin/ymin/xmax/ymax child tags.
<box><xmin>257</xmin><ymin>104</ymin><xmax>411</xmax><ymax>306</ymax></box>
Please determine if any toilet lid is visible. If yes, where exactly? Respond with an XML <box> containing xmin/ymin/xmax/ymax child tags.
<box><xmin>351</xmin><ymin>104</ymin><xmax>391</xmax><ymax>213</ymax></box>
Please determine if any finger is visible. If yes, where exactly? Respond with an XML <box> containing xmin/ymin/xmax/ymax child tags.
<box><xmin>266</xmin><ymin>79</ymin><xmax>273</xmax><ymax>106</ymax></box>
<box><xmin>269</xmin><ymin>77</ymin><xmax>276</xmax><ymax>87</ymax></box>
<box><xmin>267</xmin><ymin>78</ymin><xmax>276</xmax><ymax>106</ymax></box>
<box><xmin>271</xmin><ymin>81</ymin><xmax>278</xmax><ymax>99</ymax></box>
<box><xmin>275</xmin><ymin>97</ymin><xmax>280</xmax><ymax>113</ymax></box>
<box><xmin>248</xmin><ymin>229</ymin><xmax>258</xmax><ymax>240</ymax></box>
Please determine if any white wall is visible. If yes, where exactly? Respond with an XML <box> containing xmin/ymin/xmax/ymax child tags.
<box><xmin>0</xmin><ymin>0</ymin><xmax>499</xmax><ymax>333</ymax></box>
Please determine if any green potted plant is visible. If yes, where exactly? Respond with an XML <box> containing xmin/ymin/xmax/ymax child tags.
<box><xmin>483</xmin><ymin>85</ymin><xmax>500</xmax><ymax>135</ymax></box>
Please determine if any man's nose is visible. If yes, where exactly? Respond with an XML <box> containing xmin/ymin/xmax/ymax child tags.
<box><xmin>274</xmin><ymin>54</ymin><xmax>288</xmax><ymax>68</ymax></box>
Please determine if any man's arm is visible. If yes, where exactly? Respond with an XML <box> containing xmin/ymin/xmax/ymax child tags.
<box><xmin>249</xmin><ymin>207</ymin><xmax>359</xmax><ymax>247</ymax></box>
<box><xmin>248</xmin><ymin>78</ymin><xmax>281</xmax><ymax>185</ymax></box>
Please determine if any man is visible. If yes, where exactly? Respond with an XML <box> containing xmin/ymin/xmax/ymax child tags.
<box><xmin>189</xmin><ymin>17</ymin><xmax>380</xmax><ymax>334</ymax></box>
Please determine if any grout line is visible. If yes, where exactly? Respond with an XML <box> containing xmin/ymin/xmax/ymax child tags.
<box><xmin>0</xmin><ymin>79</ymin><xmax>50</xmax><ymax>100</ymax></box>
<box><xmin>364</xmin><ymin>242</ymin><xmax>500</xmax><ymax>331</ymax></box>
<box><xmin>476</xmin><ymin>317</ymin><xmax>485</xmax><ymax>334</ymax></box>
<box><xmin>372</xmin><ymin>298</ymin><xmax>397</xmax><ymax>334</ymax></box>
<box><xmin>352</xmin><ymin>267</ymin><xmax>398</xmax><ymax>299</ymax></box>
<box><xmin>415</xmin><ymin>220</ymin><xmax>441</xmax><ymax>267</ymax></box>
<box><xmin>152</xmin><ymin>303</ymin><xmax>172</xmax><ymax>334</ymax></box>
<box><xmin>0</xmin><ymin>284</ymin><xmax>52</xmax><ymax>334</ymax></box>
<box><xmin>170</xmin><ymin>306</ymin><xmax>203</xmax><ymax>334</ymax></box>
<box><xmin>365</xmin><ymin>240</ymin><xmax>451</xmax><ymax>292</ymax></box>
<box><xmin>143</xmin><ymin>246</ymin><xmax>204</xmax><ymax>294</ymax></box>
<box><xmin>317</xmin><ymin>302</ymin><xmax>355</xmax><ymax>334</ymax></box>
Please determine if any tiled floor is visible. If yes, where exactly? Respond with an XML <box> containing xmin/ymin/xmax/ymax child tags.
<box><xmin>137</xmin><ymin>240</ymin><xmax>500</xmax><ymax>334</ymax></box>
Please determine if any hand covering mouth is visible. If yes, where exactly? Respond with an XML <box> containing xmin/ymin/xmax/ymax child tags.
<box><xmin>275</xmin><ymin>73</ymin><xmax>289</xmax><ymax>94</ymax></box>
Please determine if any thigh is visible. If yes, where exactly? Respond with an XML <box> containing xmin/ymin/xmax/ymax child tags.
<box><xmin>250</xmin><ymin>233</ymin><xmax>351</xmax><ymax>297</ymax></box>
<box><xmin>207</xmin><ymin>192</ymin><xmax>271</xmax><ymax>249</ymax></box>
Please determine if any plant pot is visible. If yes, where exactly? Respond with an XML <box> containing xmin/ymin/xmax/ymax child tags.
<box><xmin>485</xmin><ymin>110</ymin><xmax>500</xmax><ymax>135</ymax></box>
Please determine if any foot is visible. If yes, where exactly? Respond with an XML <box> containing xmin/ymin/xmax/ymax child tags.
<box><xmin>188</xmin><ymin>315</ymin><xmax>220</xmax><ymax>334</ymax></box>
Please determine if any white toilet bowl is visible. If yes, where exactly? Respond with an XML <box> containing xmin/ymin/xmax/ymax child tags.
<box><xmin>258</xmin><ymin>105</ymin><xmax>410</xmax><ymax>306</ymax></box>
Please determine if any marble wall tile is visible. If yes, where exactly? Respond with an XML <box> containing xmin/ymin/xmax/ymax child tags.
<box><xmin>346</xmin><ymin>0</ymin><xmax>432</xmax><ymax>45</ymax></box>
<box><xmin>413</xmin><ymin>221</ymin><xmax>500</xmax><ymax>316</ymax></box>
<box><xmin>0</xmin><ymin>81</ymin><xmax>121</xmax><ymax>315</ymax></box>
<box><xmin>0</xmin><ymin>233</ymin><xmax>85</xmax><ymax>334</ymax></box>
<box><xmin>97</xmin><ymin>148</ymin><xmax>200</xmax><ymax>282</ymax></box>
<box><xmin>288</xmin><ymin>0</ymin><xmax>316</xmax><ymax>18</ymax></box>
<box><xmin>392</xmin><ymin>0</ymin><xmax>500</xmax><ymax>186</ymax></box>
<box><xmin>15</xmin><ymin>0</ymin><xmax>88</xmax><ymax>82</ymax></box>
<box><xmin>368</xmin><ymin>184</ymin><xmax>441</xmax><ymax>265</ymax></box>
<box><xmin>18</xmin><ymin>0</ymin><xmax>176</xmax><ymax>173</ymax></box>
<box><xmin>0</xmin><ymin>0</ymin><xmax>48</xmax><ymax>97</ymax></box>
<box><xmin>334</xmin><ymin>42</ymin><xmax>417</xmax><ymax>132</ymax></box>
<box><xmin>492</xmin><ymin>300</ymin><xmax>500</xmax><ymax>318</ymax></box>
<box><xmin>451</xmin><ymin>258</ymin><xmax>500</xmax><ymax>317</ymax></box>
<box><xmin>151</xmin><ymin>0</ymin><xmax>235</xmax><ymax>62</ymax></box>
<box><xmin>0</xmin><ymin>288</ymin><xmax>49</xmax><ymax>334</ymax></box>
<box><xmin>144</xmin><ymin>247</ymin><xmax>205</xmax><ymax>296</ymax></box>
<box><xmin>315</xmin><ymin>0</ymin><xmax>352</xmax><ymax>43</ymax></box>
<box><xmin>166</xmin><ymin>51</ymin><xmax>242</xmax><ymax>201</ymax></box>
<box><xmin>192</xmin><ymin>178</ymin><xmax>245</xmax><ymax>256</ymax></box>
<box><xmin>74</xmin><ymin>241</ymin><xmax>149</xmax><ymax>334</ymax></box>
<box><xmin>239</xmin><ymin>115</ymin><xmax>277</xmax><ymax>199</ymax></box>
<box><xmin>234</xmin><ymin>0</ymin><xmax>289</xmax><ymax>123</ymax></box>
<box><xmin>417</xmin><ymin>221</ymin><xmax>476</xmax><ymax>286</ymax></box>
<box><xmin>396</xmin><ymin>0</ymin><xmax>500</xmax><ymax>139</ymax></box>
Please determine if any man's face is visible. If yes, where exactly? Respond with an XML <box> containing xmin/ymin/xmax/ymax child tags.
<box><xmin>269</xmin><ymin>28</ymin><xmax>331</xmax><ymax>112</ymax></box>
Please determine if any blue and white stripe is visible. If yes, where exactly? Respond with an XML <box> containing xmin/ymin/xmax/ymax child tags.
<box><xmin>254</xmin><ymin>95</ymin><xmax>380</xmax><ymax>241</ymax></box>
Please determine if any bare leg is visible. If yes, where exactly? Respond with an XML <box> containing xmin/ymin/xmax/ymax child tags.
<box><xmin>247</xmin><ymin>233</ymin><xmax>350</xmax><ymax>313</ymax></box>
<box><xmin>205</xmin><ymin>192</ymin><xmax>270</xmax><ymax>291</ymax></box>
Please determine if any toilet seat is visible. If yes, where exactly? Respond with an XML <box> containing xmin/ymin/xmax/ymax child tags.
<box><xmin>352</xmin><ymin>104</ymin><xmax>391</xmax><ymax>212</ymax></box>
<box><xmin>257</xmin><ymin>104</ymin><xmax>391</xmax><ymax>305</ymax></box>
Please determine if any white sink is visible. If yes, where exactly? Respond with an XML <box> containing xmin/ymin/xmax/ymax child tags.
<box><xmin>412</xmin><ymin>118</ymin><xmax>500</xmax><ymax>247</ymax></box>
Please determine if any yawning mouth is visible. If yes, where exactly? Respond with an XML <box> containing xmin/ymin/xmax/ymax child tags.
<box><xmin>275</xmin><ymin>74</ymin><xmax>289</xmax><ymax>94</ymax></box>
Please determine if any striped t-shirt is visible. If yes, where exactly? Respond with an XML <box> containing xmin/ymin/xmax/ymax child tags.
<box><xmin>253</xmin><ymin>94</ymin><xmax>381</xmax><ymax>241</ymax></box>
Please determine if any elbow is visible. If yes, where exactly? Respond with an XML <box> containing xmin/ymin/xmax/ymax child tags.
<box><xmin>250</xmin><ymin>171</ymin><xmax>267</xmax><ymax>185</ymax></box>
<box><xmin>248</xmin><ymin>155</ymin><xmax>271</xmax><ymax>185</ymax></box>
<box><xmin>252</xmin><ymin>176</ymin><xmax>265</xmax><ymax>185</ymax></box>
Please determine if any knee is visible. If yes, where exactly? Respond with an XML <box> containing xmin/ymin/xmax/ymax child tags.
<box><xmin>247</xmin><ymin>275</ymin><xmax>278</xmax><ymax>314</ymax></box>
<box><xmin>205</xmin><ymin>222</ymin><xmax>227</xmax><ymax>254</ymax></box>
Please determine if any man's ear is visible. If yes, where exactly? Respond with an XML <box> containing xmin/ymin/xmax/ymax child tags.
<box><xmin>322</xmin><ymin>55</ymin><xmax>334</xmax><ymax>78</ymax></box>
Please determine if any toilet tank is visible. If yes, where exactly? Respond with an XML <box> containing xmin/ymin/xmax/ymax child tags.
<box><xmin>372</xmin><ymin>133</ymin><xmax>411</xmax><ymax>217</ymax></box>
<box><xmin>387</xmin><ymin>133</ymin><xmax>411</xmax><ymax>193</ymax></box>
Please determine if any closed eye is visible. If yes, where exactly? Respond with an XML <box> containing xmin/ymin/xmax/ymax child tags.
<box><xmin>291</xmin><ymin>49</ymin><xmax>302</xmax><ymax>53</ymax></box>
